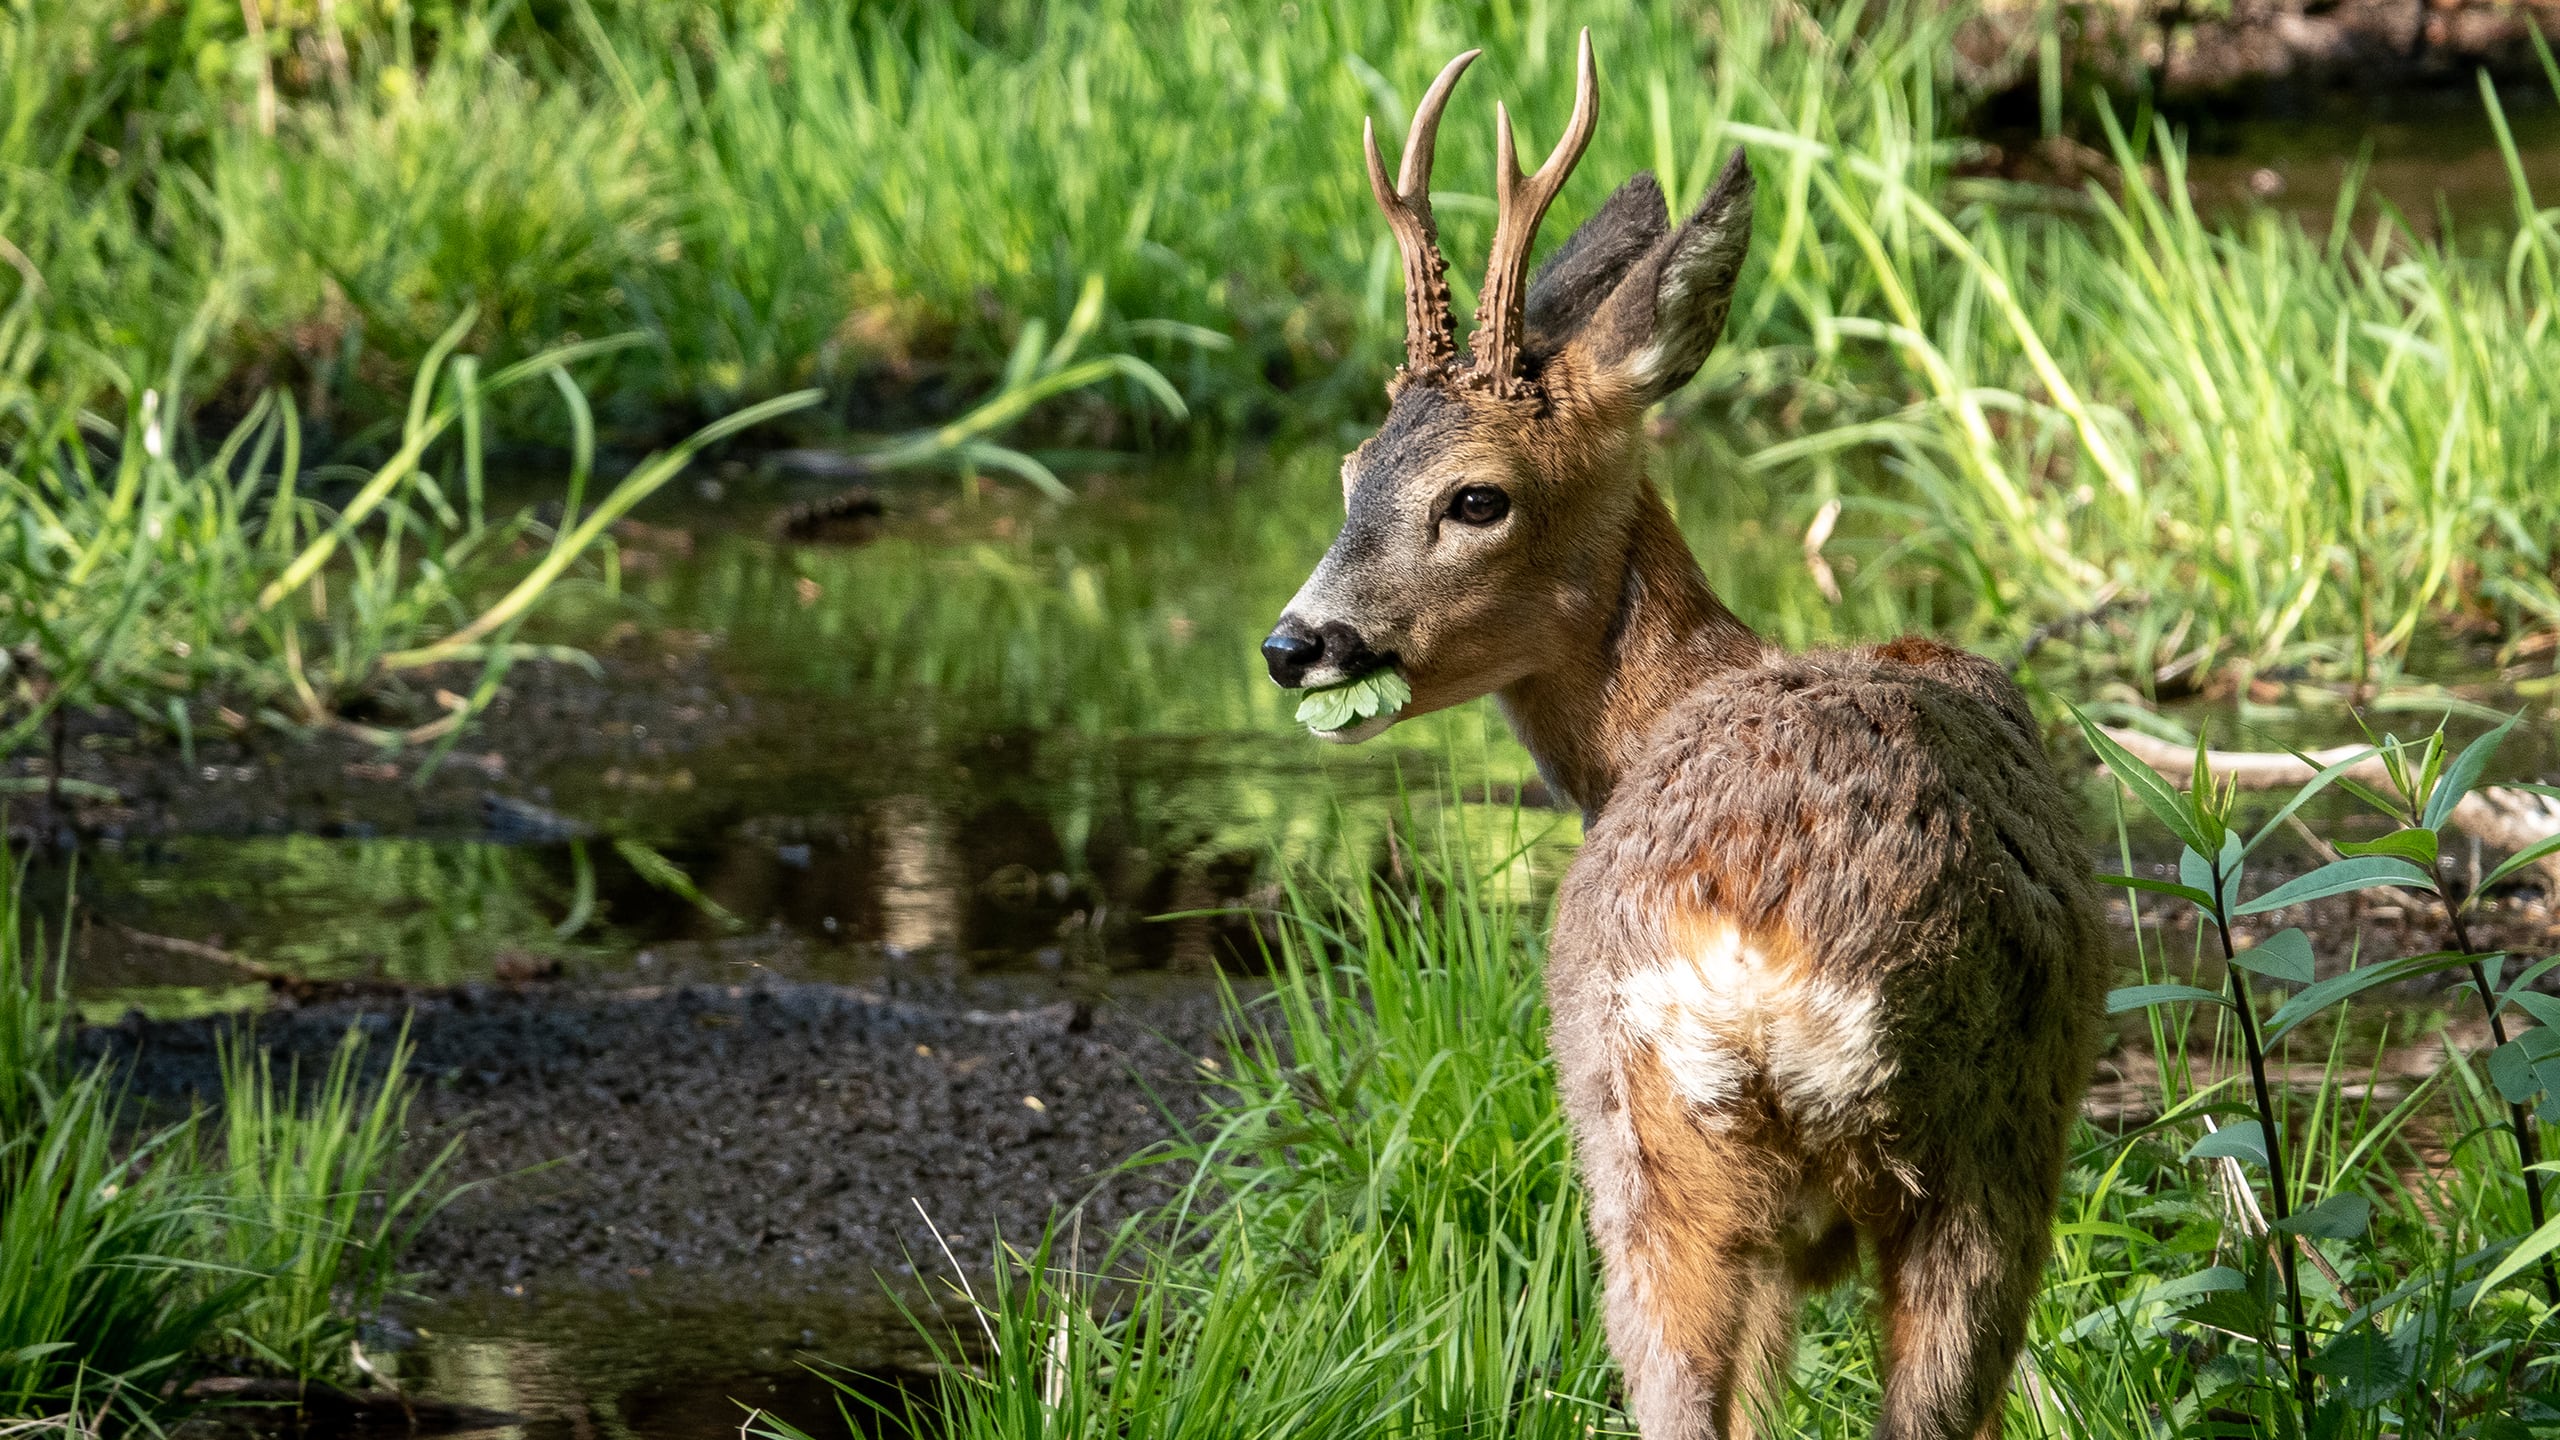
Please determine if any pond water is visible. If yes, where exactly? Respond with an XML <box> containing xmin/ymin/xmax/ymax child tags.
<box><xmin>2175</xmin><ymin>81</ymin><xmax>2560</xmax><ymax>232</ymax></box>
<box><xmin>42</xmin><ymin>109</ymin><xmax>2560</xmax><ymax>1440</ymax></box>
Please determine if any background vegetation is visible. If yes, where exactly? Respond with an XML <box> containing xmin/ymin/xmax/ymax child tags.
<box><xmin>7</xmin><ymin>0</ymin><xmax>2560</xmax><ymax>727</ymax></box>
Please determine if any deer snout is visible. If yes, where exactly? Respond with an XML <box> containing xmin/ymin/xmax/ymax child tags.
<box><xmin>1260</xmin><ymin>620</ymin><xmax>1323</xmax><ymax>687</ymax></box>
<box><xmin>1260</xmin><ymin>616</ymin><xmax>1385</xmax><ymax>689</ymax></box>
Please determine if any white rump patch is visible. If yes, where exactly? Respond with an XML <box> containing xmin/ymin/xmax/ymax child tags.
<box><xmin>1613</xmin><ymin>918</ymin><xmax>1892</xmax><ymax>1136</ymax></box>
<box><xmin>1614</xmin><ymin>924</ymin><xmax>1758</xmax><ymax>1110</ymax></box>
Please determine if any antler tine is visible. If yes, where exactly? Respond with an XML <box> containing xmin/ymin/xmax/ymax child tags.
<box><xmin>1474</xmin><ymin>28</ymin><xmax>1598</xmax><ymax>397</ymax></box>
<box><xmin>1364</xmin><ymin>48</ymin><xmax>1480</xmax><ymax>380</ymax></box>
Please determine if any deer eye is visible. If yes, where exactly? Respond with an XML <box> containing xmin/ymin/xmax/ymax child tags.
<box><xmin>1447</xmin><ymin>486</ymin><xmax>1510</xmax><ymax>526</ymax></box>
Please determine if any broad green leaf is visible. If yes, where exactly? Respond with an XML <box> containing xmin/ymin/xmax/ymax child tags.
<box><xmin>2229</xmin><ymin>927</ymin><xmax>2314</xmax><ymax>986</ymax></box>
<box><xmin>1296</xmin><ymin>685</ymin><xmax>1358</xmax><ymax>731</ymax></box>
<box><xmin>2177</xmin><ymin>831</ymin><xmax>2244</xmax><ymax>915</ymax></box>
<box><xmin>2183</xmin><ymin>1285</ymin><xmax>2276</xmax><ymax>1340</ymax></box>
<box><xmin>2336</xmin><ymin>828</ymin><xmax>2439</xmax><ymax>869</ymax></box>
<box><xmin>2506</xmin><ymin>989</ymin><xmax>2560</xmax><ymax>1033</ymax></box>
<box><xmin>2313</xmin><ymin>1326</ymin><xmax>2417</xmax><ymax>1407</ymax></box>
<box><xmin>2096</xmin><ymin>872</ymin><xmax>2216</xmax><ymax>910</ymax></box>
<box><xmin>2452</xmin><ymin>951</ymin><xmax>2517</xmax><ymax>1008</ymax></box>
<box><xmin>2490</xmin><ymin>1039</ymin><xmax>2543</xmax><ymax>1105</ymax></box>
<box><xmin>2473</xmin><ymin>952</ymin><xmax>2508</xmax><ymax>1001</ymax></box>
<box><xmin>2233</xmin><ymin>856</ymin><xmax>2432</xmax><ymax>916</ymax></box>
<box><xmin>2245</xmin><ymin>744</ymin><xmax>2383</xmax><ymax>854</ymax></box>
<box><xmin>2107</xmin><ymin>983</ymin><xmax>2232</xmax><ymax>1015</ymax></box>
<box><xmin>2425</xmin><ymin>711</ymin><xmax>2521</xmax><ymax>831</ymax></box>
<box><xmin>2264</xmin><ymin>950</ymin><xmax>2479</xmax><ymax>1044</ymax></box>
<box><xmin>2178</xmin><ymin>846</ymin><xmax>2215</xmax><ymax>911</ymax></box>
<box><xmin>2072</xmin><ymin>707</ymin><xmax>2213</xmax><ymax>856</ymax></box>
<box><xmin>2187</xmin><ymin>1121</ymin><xmax>2267</xmax><ymax>1168</ymax></box>
<box><xmin>2474</xmin><ymin>832</ymin><xmax>2560</xmax><ymax>899</ymax></box>
<box><xmin>2159</xmin><ymin>1265</ymin><xmax>2249</xmax><ymax>1300</ymax></box>
<box><xmin>2274</xmin><ymin>1191</ymin><xmax>2371</xmax><ymax>1240</ymax></box>
<box><xmin>2062</xmin><ymin>1264</ymin><xmax>2245</xmax><ymax>1343</ymax></box>
<box><xmin>2499</xmin><ymin>955</ymin><xmax>2560</xmax><ymax>1003</ymax></box>
<box><xmin>1295</xmin><ymin>669</ymin><xmax>1410</xmax><ymax>731</ymax></box>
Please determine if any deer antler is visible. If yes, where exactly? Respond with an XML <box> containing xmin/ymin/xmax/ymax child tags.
<box><xmin>1473</xmin><ymin>29</ymin><xmax>1597</xmax><ymax>398</ymax></box>
<box><xmin>1364</xmin><ymin>48</ymin><xmax>1480</xmax><ymax>383</ymax></box>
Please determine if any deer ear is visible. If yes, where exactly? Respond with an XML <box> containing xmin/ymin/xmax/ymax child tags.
<box><xmin>1568</xmin><ymin>150</ymin><xmax>1755</xmax><ymax>404</ymax></box>
<box><xmin>1523</xmin><ymin>172</ymin><xmax>1670</xmax><ymax>353</ymax></box>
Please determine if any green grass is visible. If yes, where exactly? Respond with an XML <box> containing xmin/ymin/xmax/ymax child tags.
<box><xmin>0</xmin><ymin>860</ymin><xmax>453</xmax><ymax>1429</ymax></box>
<box><xmin>15</xmin><ymin>0</ymin><xmax>2560</xmax><ymax>711</ymax></box>
<box><xmin>208</xmin><ymin>1021</ymin><xmax>460</xmax><ymax>1377</ymax></box>
<box><xmin>774</xmin><ymin>768</ymin><xmax>2560</xmax><ymax>1439</ymax></box>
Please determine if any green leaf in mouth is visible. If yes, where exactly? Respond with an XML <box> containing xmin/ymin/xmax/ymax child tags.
<box><xmin>1294</xmin><ymin>668</ymin><xmax>1411</xmax><ymax>731</ymax></box>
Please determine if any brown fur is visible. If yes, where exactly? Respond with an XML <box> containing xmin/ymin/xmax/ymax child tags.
<box><xmin>1272</xmin><ymin>106</ymin><xmax>2106</xmax><ymax>1437</ymax></box>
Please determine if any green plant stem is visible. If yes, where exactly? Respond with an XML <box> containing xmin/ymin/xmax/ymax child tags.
<box><xmin>2441</xmin><ymin>896</ymin><xmax>2560</xmax><ymax>1306</ymax></box>
<box><xmin>2209</xmin><ymin>895</ymin><xmax>2314</xmax><ymax>1434</ymax></box>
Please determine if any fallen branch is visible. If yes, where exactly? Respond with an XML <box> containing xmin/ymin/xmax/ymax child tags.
<box><xmin>101</xmin><ymin>920</ymin><xmax>283</xmax><ymax>982</ymax></box>
<box><xmin>2096</xmin><ymin>726</ymin><xmax>2560</xmax><ymax>887</ymax></box>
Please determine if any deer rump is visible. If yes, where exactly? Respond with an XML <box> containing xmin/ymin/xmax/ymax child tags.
<box><xmin>1548</xmin><ymin>640</ymin><xmax>2104</xmax><ymax>1437</ymax></box>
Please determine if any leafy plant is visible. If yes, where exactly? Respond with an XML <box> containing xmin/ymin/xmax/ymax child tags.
<box><xmin>1293</xmin><ymin>670</ymin><xmax>1410</xmax><ymax>734</ymax></box>
<box><xmin>2076</xmin><ymin>705</ymin><xmax>2560</xmax><ymax>1430</ymax></box>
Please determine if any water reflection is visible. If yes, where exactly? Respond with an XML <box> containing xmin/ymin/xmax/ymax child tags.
<box><xmin>2164</xmin><ymin>83</ymin><xmax>2560</xmax><ymax>233</ymax></box>
<box><xmin>385</xmin><ymin>1280</ymin><xmax>934</xmax><ymax>1440</ymax></box>
<box><xmin>874</xmin><ymin>794</ymin><xmax>960</xmax><ymax>957</ymax></box>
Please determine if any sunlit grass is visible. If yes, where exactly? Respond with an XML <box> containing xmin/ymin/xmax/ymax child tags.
<box><xmin>12</xmin><ymin>0</ymin><xmax>2560</xmax><ymax>697</ymax></box>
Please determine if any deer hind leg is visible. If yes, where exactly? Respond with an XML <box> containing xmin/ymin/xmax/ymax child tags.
<box><xmin>1870</xmin><ymin>1194</ymin><xmax>2051</xmax><ymax>1440</ymax></box>
<box><xmin>1595</xmin><ymin>1057</ymin><xmax>1813</xmax><ymax>1439</ymax></box>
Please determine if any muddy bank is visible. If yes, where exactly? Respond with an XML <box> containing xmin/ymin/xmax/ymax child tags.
<box><xmin>3</xmin><ymin>625</ymin><xmax>746</xmax><ymax>848</ymax></box>
<box><xmin>82</xmin><ymin>972</ymin><xmax>1237</xmax><ymax>1295</ymax></box>
<box><xmin>1961</xmin><ymin>0</ymin><xmax>2560</xmax><ymax>102</ymax></box>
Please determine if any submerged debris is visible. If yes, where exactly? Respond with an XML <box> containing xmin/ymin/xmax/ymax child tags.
<box><xmin>771</xmin><ymin>483</ymin><xmax>886</xmax><ymax>544</ymax></box>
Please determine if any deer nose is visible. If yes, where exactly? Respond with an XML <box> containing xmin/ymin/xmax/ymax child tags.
<box><xmin>1261</xmin><ymin>620</ymin><xmax>1325</xmax><ymax>687</ymax></box>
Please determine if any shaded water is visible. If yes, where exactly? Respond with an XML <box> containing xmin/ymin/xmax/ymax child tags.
<box><xmin>379</xmin><ymin>1282</ymin><xmax>926</xmax><ymax>1440</ymax></box>
<box><xmin>58</xmin><ymin>457</ymin><xmax>1537</xmax><ymax>1016</ymax></box>
<box><xmin>2165</xmin><ymin>83</ymin><xmax>2560</xmax><ymax>231</ymax></box>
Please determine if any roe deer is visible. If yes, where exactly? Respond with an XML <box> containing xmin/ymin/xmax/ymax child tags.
<box><xmin>1260</xmin><ymin>34</ymin><xmax>2105</xmax><ymax>1439</ymax></box>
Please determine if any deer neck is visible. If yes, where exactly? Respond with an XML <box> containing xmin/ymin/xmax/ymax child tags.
<box><xmin>1496</xmin><ymin>481</ymin><xmax>1764</xmax><ymax>819</ymax></box>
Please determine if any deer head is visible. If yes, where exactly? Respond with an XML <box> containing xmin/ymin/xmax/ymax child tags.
<box><xmin>1262</xmin><ymin>32</ymin><xmax>1756</xmax><ymax>753</ymax></box>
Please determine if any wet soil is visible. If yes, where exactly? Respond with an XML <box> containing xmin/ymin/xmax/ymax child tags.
<box><xmin>3</xmin><ymin>627</ymin><xmax>745</xmax><ymax>849</ymax></box>
<box><xmin>81</xmin><ymin>968</ymin><xmax>1236</xmax><ymax>1296</ymax></box>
